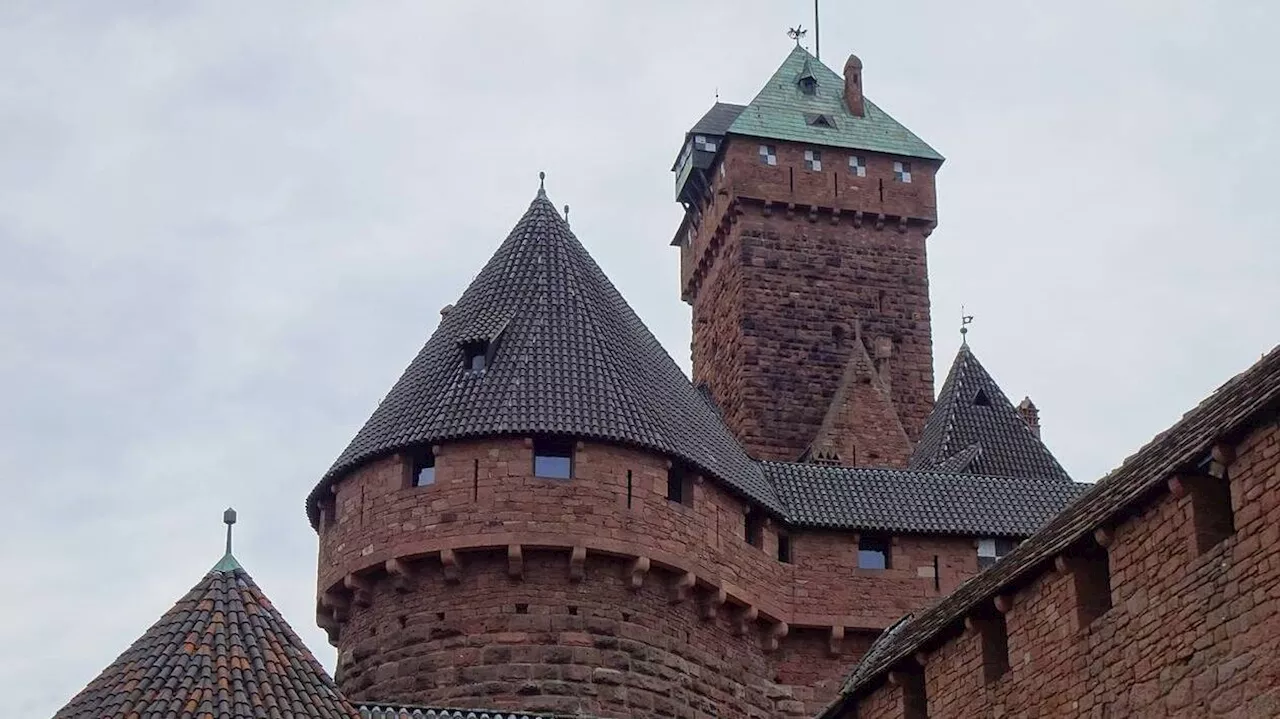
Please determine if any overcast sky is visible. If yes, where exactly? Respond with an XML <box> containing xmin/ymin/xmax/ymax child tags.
<box><xmin>3</xmin><ymin>1</ymin><xmax>1277</xmax><ymax>714</ymax></box>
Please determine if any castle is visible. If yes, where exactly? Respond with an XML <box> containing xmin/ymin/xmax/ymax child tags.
<box><xmin>52</xmin><ymin>43</ymin><xmax>1280</xmax><ymax>719</ymax></box>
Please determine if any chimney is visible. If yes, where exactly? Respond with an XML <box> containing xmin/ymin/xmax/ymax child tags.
<box><xmin>1017</xmin><ymin>397</ymin><xmax>1041</xmax><ymax>438</ymax></box>
<box><xmin>843</xmin><ymin>54</ymin><xmax>865</xmax><ymax>117</ymax></box>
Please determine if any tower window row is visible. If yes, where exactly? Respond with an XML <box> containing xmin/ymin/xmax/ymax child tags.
<box><xmin>756</xmin><ymin>144</ymin><xmax>912</xmax><ymax>183</ymax></box>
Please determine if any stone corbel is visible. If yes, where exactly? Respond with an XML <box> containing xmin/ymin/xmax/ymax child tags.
<box><xmin>994</xmin><ymin>594</ymin><xmax>1014</xmax><ymax>614</ymax></box>
<box><xmin>1167</xmin><ymin>475</ymin><xmax>1189</xmax><ymax>499</ymax></box>
<box><xmin>385</xmin><ymin>558</ymin><xmax>413</xmax><ymax>593</ymax></box>
<box><xmin>1093</xmin><ymin>527</ymin><xmax>1114</xmax><ymax>548</ymax></box>
<box><xmin>874</xmin><ymin>213</ymin><xmax>886</xmax><ymax>230</ymax></box>
<box><xmin>321</xmin><ymin>589</ymin><xmax>350</xmax><ymax>623</ymax></box>
<box><xmin>853</xmin><ymin>210</ymin><xmax>864</xmax><ymax>228</ymax></box>
<box><xmin>440</xmin><ymin>548</ymin><xmax>461</xmax><ymax>584</ymax></box>
<box><xmin>785</xmin><ymin>202</ymin><xmax>796</xmax><ymax>219</ymax></box>
<box><xmin>316</xmin><ymin>607</ymin><xmax>341</xmax><ymax>645</ymax></box>
<box><xmin>670</xmin><ymin>571</ymin><xmax>696</xmax><ymax>604</ymax></box>
<box><xmin>830</xmin><ymin>208</ymin><xmax>842</xmax><ymax>225</ymax></box>
<box><xmin>701</xmin><ymin>585</ymin><xmax>728</xmax><ymax>621</ymax></box>
<box><xmin>897</xmin><ymin>216</ymin><xmax>908</xmax><ymax>233</ymax></box>
<box><xmin>1210</xmin><ymin>442</ymin><xmax>1236</xmax><ymax>479</ymax></box>
<box><xmin>344</xmin><ymin>574</ymin><xmax>372</xmax><ymax>608</ymax></box>
<box><xmin>762</xmin><ymin>200</ymin><xmax>773</xmax><ymax>217</ymax></box>
<box><xmin>764</xmin><ymin>621</ymin><xmax>789</xmax><ymax>653</ymax></box>
<box><xmin>507</xmin><ymin>544</ymin><xmax>524</xmax><ymax>580</ymax></box>
<box><xmin>734</xmin><ymin>605</ymin><xmax>759</xmax><ymax>636</ymax></box>
<box><xmin>569</xmin><ymin>545</ymin><xmax>587</xmax><ymax>582</ymax></box>
<box><xmin>807</xmin><ymin>206</ymin><xmax>818</xmax><ymax>223</ymax></box>
<box><xmin>828</xmin><ymin>625</ymin><xmax>845</xmax><ymax>656</ymax></box>
<box><xmin>627</xmin><ymin>556</ymin><xmax>650</xmax><ymax>591</ymax></box>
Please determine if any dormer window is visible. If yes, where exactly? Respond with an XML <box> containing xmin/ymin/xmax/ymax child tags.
<box><xmin>798</xmin><ymin>75</ymin><xmax>818</xmax><ymax>95</ymax></box>
<box><xmin>973</xmin><ymin>389</ymin><xmax>991</xmax><ymax>407</ymax></box>
<box><xmin>463</xmin><ymin>341</ymin><xmax>488</xmax><ymax>373</ymax></box>
<box><xmin>805</xmin><ymin>113</ymin><xmax>836</xmax><ymax>129</ymax></box>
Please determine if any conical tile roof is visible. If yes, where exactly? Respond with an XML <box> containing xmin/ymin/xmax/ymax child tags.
<box><xmin>307</xmin><ymin>191</ymin><xmax>778</xmax><ymax>524</ymax></box>
<box><xmin>54</xmin><ymin>554</ymin><xmax>357</xmax><ymax>719</ymax></box>
<box><xmin>910</xmin><ymin>344</ymin><xmax>1071</xmax><ymax>481</ymax></box>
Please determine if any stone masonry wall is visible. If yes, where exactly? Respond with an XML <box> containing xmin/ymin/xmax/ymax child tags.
<box><xmin>317</xmin><ymin>437</ymin><xmax>988</xmax><ymax>717</ymax></box>
<box><xmin>843</xmin><ymin>418</ymin><xmax>1280</xmax><ymax>718</ymax></box>
<box><xmin>684</xmin><ymin>138</ymin><xmax>939</xmax><ymax>463</ymax></box>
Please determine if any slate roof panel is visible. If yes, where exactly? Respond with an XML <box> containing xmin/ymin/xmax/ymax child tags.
<box><xmin>820</xmin><ymin>344</ymin><xmax>1280</xmax><ymax>716</ymax></box>
<box><xmin>910</xmin><ymin>344</ymin><xmax>1073</xmax><ymax>482</ymax></box>
<box><xmin>308</xmin><ymin>192</ymin><xmax>778</xmax><ymax>524</ymax></box>
<box><xmin>689</xmin><ymin>102</ymin><xmax>747</xmax><ymax>137</ymax></box>
<box><xmin>727</xmin><ymin>46</ymin><xmax>943</xmax><ymax>161</ymax></box>
<box><xmin>766</xmin><ymin>462</ymin><xmax>1088</xmax><ymax>536</ymax></box>
<box><xmin>54</xmin><ymin>556</ymin><xmax>358</xmax><ymax>719</ymax></box>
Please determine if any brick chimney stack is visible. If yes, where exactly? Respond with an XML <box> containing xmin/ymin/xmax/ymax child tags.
<box><xmin>844</xmin><ymin>54</ymin><xmax>865</xmax><ymax>117</ymax></box>
<box><xmin>1018</xmin><ymin>397</ymin><xmax>1041</xmax><ymax>438</ymax></box>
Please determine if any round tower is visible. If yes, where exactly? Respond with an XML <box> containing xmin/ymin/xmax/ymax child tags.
<box><xmin>307</xmin><ymin>188</ymin><xmax>807</xmax><ymax>717</ymax></box>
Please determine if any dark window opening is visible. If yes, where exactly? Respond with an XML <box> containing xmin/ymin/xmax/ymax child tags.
<box><xmin>858</xmin><ymin>535</ymin><xmax>891</xmax><ymax>569</ymax></box>
<box><xmin>568</xmin><ymin>605</ymin><xmax>578</xmax><ymax>616</ymax></box>
<box><xmin>798</xmin><ymin>76</ymin><xmax>817</xmax><ymax>95</ymax></box>
<box><xmin>978</xmin><ymin>614</ymin><xmax>1010</xmax><ymax>684</ymax></box>
<box><xmin>626</xmin><ymin>470</ymin><xmax>633</xmax><ymax>509</ymax></box>
<box><xmin>321</xmin><ymin>499</ymin><xmax>337</xmax><ymax>529</ymax></box>
<box><xmin>515</xmin><ymin>603</ymin><xmax>528</xmax><ymax>614</ymax></box>
<box><xmin>974</xmin><ymin>389</ymin><xmax>992</xmax><ymax>407</ymax></box>
<box><xmin>472</xmin><ymin>458</ymin><xmax>479</xmax><ymax>500</ymax></box>
<box><xmin>533</xmin><ymin>436</ymin><xmax>574</xmax><ymax>479</ymax></box>
<box><xmin>463</xmin><ymin>340</ymin><xmax>489</xmax><ymax>373</ymax></box>
<box><xmin>777</xmin><ymin>533</ymin><xmax>792</xmax><ymax>563</ymax></box>
<box><xmin>1187</xmin><ymin>474</ymin><xmax>1236</xmax><ymax>553</ymax></box>
<box><xmin>667</xmin><ymin>463</ymin><xmax>693</xmax><ymax>505</ymax></box>
<box><xmin>902</xmin><ymin>668</ymin><xmax>928</xmax><ymax>719</ymax></box>
<box><xmin>977</xmin><ymin>537</ymin><xmax>1018</xmax><ymax>570</ymax></box>
<box><xmin>1071</xmin><ymin>547</ymin><xmax>1113</xmax><ymax>627</ymax></box>
<box><xmin>745</xmin><ymin>509</ymin><xmax>765</xmax><ymax>548</ymax></box>
<box><xmin>412</xmin><ymin>452</ymin><xmax>436</xmax><ymax>487</ymax></box>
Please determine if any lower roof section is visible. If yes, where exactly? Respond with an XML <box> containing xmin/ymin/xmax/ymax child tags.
<box><xmin>766</xmin><ymin>462</ymin><xmax>1090</xmax><ymax>536</ymax></box>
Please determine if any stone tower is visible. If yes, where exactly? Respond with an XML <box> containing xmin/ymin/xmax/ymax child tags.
<box><xmin>673</xmin><ymin>46</ymin><xmax>944</xmax><ymax>466</ymax></box>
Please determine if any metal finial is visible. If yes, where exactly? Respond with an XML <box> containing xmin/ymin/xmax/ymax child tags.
<box><xmin>538</xmin><ymin>171</ymin><xmax>546</xmax><ymax>193</ymax></box>
<box><xmin>563</xmin><ymin>205</ymin><xmax>570</xmax><ymax>226</ymax></box>
<box><xmin>787</xmin><ymin>26</ymin><xmax>807</xmax><ymax>45</ymax></box>
<box><xmin>223</xmin><ymin>507</ymin><xmax>237</xmax><ymax>555</ymax></box>
<box><xmin>960</xmin><ymin>306</ymin><xmax>974</xmax><ymax>345</ymax></box>
<box><xmin>814</xmin><ymin>0</ymin><xmax>821</xmax><ymax>60</ymax></box>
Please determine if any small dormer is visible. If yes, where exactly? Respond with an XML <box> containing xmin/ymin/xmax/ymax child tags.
<box><xmin>672</xmin><ymin>103</ymin><xmax>746</xmax><ymax>206</ymax></box>
<box><xmin>797</xmin><ymin>58</ymin><xmax>819</xmax><ymax>96</ymax></box>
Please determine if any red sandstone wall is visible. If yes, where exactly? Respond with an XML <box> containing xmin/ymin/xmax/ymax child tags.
<box><xmin>846</xmin><ymin>419</ymin><xmax>1280</xmax><ymax>718</ymax></box>
<box><xmin>684</xmin><ymin>138</ymin><xmax>938</xmax><ymax>462</ymax></box>
<box><xmin>317</xmin><ymin>437</ymin><xmax>987</xmax><ymax>716</ymax></box>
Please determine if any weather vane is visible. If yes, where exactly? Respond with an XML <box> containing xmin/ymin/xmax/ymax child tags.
<box><xmin>960</xmin><ymin>307</ymin><xmax>975</xmax><ymax>344</ymax></box>
<box><xmin>787</xmin><ymin>26</ymin><xmax>807</xmax><ymax>45</ymax></box>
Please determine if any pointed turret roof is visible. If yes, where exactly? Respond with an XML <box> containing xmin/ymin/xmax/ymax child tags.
<box><xmin>910</xmin><ymin>344</ymin><xmax>1071</xmax><ymax>482</ymax></box>
<box><xmin>308</xmin><ymin>190</ymin><xmax>778</xmax><ymax>524</ymax></box>
<box><xmin>54</xmin><ymin>555</ymin><xmax>357</xmax><ymax>719</ymax></box>
<box><xmin>726</xmin><ymin>45</ymin><xmax>943</xmax><ymax>161</ymax></box>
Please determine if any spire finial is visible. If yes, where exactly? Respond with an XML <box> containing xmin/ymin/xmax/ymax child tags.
<box><xmin>223</xmin><ymin>507</ymin><xmax>237</xmax><ymax>555</ymax></box>
<box><xmin>563</xmin><ymin>205</ymin><xmax>570</xmax><ymax>226</ymax></box>
<box><xmin>960</xmin><ymin>306</ymin><xmax>974</xmax><ymax>345</ymax></box>
<box><xmin>538</xmin><ymin>171</ymin><xmax>546</xmax><ymax>195</ymax></box>
<box><xmin>787</xmin><ymin>26</ymin><xmax>807</xmax><ymax>45</ymax></box>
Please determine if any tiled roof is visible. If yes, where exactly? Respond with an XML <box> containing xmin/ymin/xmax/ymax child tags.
<box><xmin>308</xmin><ymin>191</ymin><xmax>779</xmax><ymax>525</ymax></box>
<box><xmin>910</xmin><ymin>344</ymin><xmax>1072</xmax><ymax>482</ymax></box>
<box><xmin>54</xmin><ymin>554</ymin><xmax>358</xmax><ymax>719</ymax></box>
<box><xmin>727</xmin><ymin>46</ymin><xmax>943</xmax><ymax>161</ymax></box>
<box><xmin>689</xmin><ymin>102</ymin><xmax>746</xmax><ymax>136</ymax></box>
<box><xmin>766</xmin><ymin>463</ymin><xmax>1089</xmax><ymax>536</ymax></box>
<box><xmin>358</xmin><ymin>705</ymin><xmax>590</xmax><ymax>719</ymax></box>
<box><xmin>819</xmin><ymin>345</ymin><xmax>1280</xmax><ymax>717</ymax></box>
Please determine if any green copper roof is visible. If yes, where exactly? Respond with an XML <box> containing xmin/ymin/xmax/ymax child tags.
<box><xmin>210</xmin><ymin>552</ymin><xmax>243</xmax><ymax>573</ymax></box>
<box><xmin>727</xmin><ymin>46</ymin><xmax>943</xmax><ymax>162</ymax></box>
